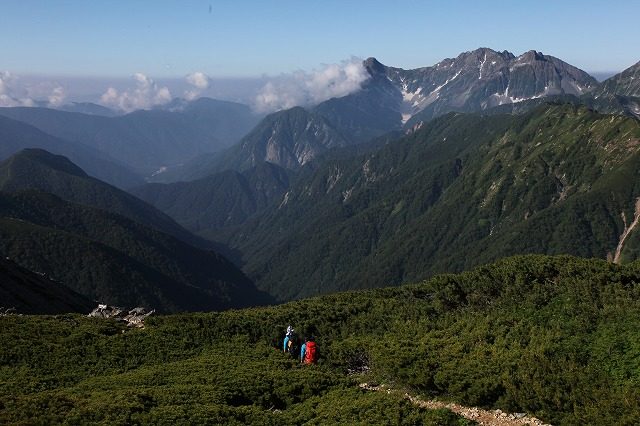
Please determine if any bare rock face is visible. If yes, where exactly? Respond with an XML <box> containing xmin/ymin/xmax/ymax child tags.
<box><xmin>597</xmin><ymin>60</ymin><xmax>640</xmax><ymax>98</ymax></box>
<box><xmin>227</xmin><ymin>106</ymin><xmax>347</xmax><ymax>171</ymax></box>
<box><xmin>88</xmin><ymin>304</ymin><xmax>155</xmax><ymax>328</ymax></box>
<box><xmin>380</xmin><ymin>48</ymin><xmax>598</xmax><ymax>125</ymax></box>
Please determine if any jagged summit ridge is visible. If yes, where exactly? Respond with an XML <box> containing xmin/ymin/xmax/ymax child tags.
<box><xmin>363</xmin><ymin>47</ymin><xmax>598</xmax><ymax>124</ymax></box>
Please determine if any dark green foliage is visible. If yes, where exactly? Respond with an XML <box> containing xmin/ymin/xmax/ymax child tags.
<box><xmin>220</xmin><ymin>104</ymin><xmax>640</xmax><ymax>301</ymax></box>
<box><xmin>1</xmin><ymin>255</ymin><xmax>639</xmax><ymax>424</ymax></box>
<box><xmin>0</xmin><ymin>148</ymin><xmax>209</xmax><ymax>248</ymax></box>
<box><xmin>0</xmin><ymin>258</ymin><xmax>93</xmax><ymax>314</ymax></box>
<box><xmin>132</xmin><ymin>162</ymin><xmax>290</xmax><ymax>236</ymax></box>
<box><xmin>0</xmin><ymin>191</ymin><xmax>271</xmax><ymax>312</ymax></box>
<box><xmin>0</xmin><ymin>327</ymin><xmax>469</xmax><ymax>425</ymax></box>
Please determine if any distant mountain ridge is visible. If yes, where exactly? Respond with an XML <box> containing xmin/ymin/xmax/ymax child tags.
<box><xmin>596</xmin><ymin>60</ymin><xmax>640</xmax><ymax>98</ymax></box>
<box><xmin>591</xmin><ymin>61</ymin><xmax>640</xmax><ymax>119</ymax></box>
<box><xmin>0</xmin><ymin>97</ymin><xmax>262</xmax><ymax>174</ymax></box>
<box><xmin>0</xmin><ymin>149</ymin><xmax>207</xmax><ymax>248</ymax></box>
<box><xmin>170</xmin><ymin>48</ymin><xmax>606</xmax><ymax>176</ymax></box>
<box><xmin>0</xmin><ymin>115</ymin><xmax>143</xmax><ymax>188</ymax></box>
<box><xmin>211</xmin><ymin>107</ymin><xmax>348</xmax><ymax>172</ymax></box>
<box><xmin>385</xmin><ymin>48</ymin><xmax>598</xmax><ymax>124</ymax></box>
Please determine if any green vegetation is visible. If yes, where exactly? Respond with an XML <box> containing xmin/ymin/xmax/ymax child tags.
<box><xmin>0</xmin><ymin>258</ymin><xmax>93</xmax><ymax>314</ymax></box>
<box><xmin>0</xmin><ymin>148</ymin><xmax>206</xmax><ymax>247</ymax></box>
<box><xmin>132</xmin><ymin>162</ymin><xmax>290</xmax><ymax>236</ymax></box>
<box><xmin>0</xmin><ymin>190</ymin><xmax>270</xmax><ymax>312</ymax></box>
<box><xmin>1</xmin><ymin>255</ymin><xmax>639</xmax><ymax>424</ymax></box>
<box><xmin>213</xmin><ymin>104</ymin><xmax>640</xmax><ymax>300</ymax></box>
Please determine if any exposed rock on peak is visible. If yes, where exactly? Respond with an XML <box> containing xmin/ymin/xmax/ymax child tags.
<box><xmin>364</xmin><ymin>57</ymin><xmax>386</xmax><ymax>76</ymax></box>
<box><xmin>597</xmin><ymin>59</ymin><xmax>640</xmax><ymax>98</ymax></box>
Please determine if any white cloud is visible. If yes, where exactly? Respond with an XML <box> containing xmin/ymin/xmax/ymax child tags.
<box><xmin>0</xmin><ymin>72</ymin><xmax>67</xmax><ymax>108</ymax></box>
<box><xmin>100</xmin><ymin>73</ymin><xmax>172</xmax><ymax>112</ymax></box>
<box><xmin>0</xmin><ymin>71</ymin><xmax>35</xmax><ymax>107</ymax></box>
<box><xmin>47</xmin><ymin>85</ymin><xmax>66</xmax><ymax>107</ymax></box>
<box><xmin>253</xmin><ymin>58</ymin><xmax>370</xmax><ymax>113</ymax></box>
<box><xmin>184</xmin><ymin>71</ymin><xmax>211</xmax><ymax>100</ymax></box>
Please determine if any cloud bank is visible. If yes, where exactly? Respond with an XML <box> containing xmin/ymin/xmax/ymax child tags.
<box><xmin>100</xmin><ymin>73</ymin><xmax>172</xmax><ymax>112</ymax></box>
<box><xmin>0</xmin><ymin>71</ymin><xmax>66</xmax><ymax>107</ymax></box>
<box><xmin>253</xmin><ymin>58</ymin><xmax>369</xmax><ymax>113</ymax></box>
<box><xmin>184</xmin><ymin>71</ymin><xmax>211</xmax><ymax>100</ymax></box>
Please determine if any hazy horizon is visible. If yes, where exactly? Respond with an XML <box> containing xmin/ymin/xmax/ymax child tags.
<box><xmin>1</xmin><ymin>0</ymin><xmax>638</xmax><ymax>111</ymax></box>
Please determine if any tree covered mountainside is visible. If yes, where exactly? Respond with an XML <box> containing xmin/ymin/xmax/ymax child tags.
<box><xmin>0</xmin><ymin>149</ymin><xmax>210</xmax><ymax>248</ymax></box>
<box><xmin>0</xmin><ymin>189</ymin><xmax>271</xmax><ymax>312</ymax></box>
<box><xmin>0</xmin><ymin>257</ymin><xmax>93</xmax><ymax>314</ymax></box>
<box><xmin>1</xmin><ymin>255</ymin><xmax>639</xmax><ymax>424</ymax></box>
<box><xmin>204</xmin><ymin>104</ymin><xmax>640</xmax><ymax>300</ymax></box>
<box><xmin>132</xmin><ymin>162</ymin><xmax>291</xmax><ymax>236</ymax></box>
<box><xmin>0</xmin><ymin>115</ymin><xmax>143</xmax><ymax>189</ymax></box>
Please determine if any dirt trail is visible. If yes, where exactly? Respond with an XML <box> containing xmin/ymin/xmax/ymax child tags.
<box><xmin>359</xmin><ymin>383</ymin><xmax>552</xmax><ymax>426</ymax></box>
<box><xmin>613</xmin><ymin>198</ymin><xmax>640</xmax><ymax>264</ymax></box>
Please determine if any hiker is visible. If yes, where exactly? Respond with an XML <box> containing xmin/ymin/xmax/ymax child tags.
<box><xmin>300</xmin><ymin>337</ymin><xmax>307</xmax><ymax>363</ymax></box>
<box><xmin>283</xmin><ymin>325</ymin><xmax>297</xmax><ymax>356</ymax></box>
<box><xmin>286</xmin><ymin>333</ymin><xmax>299</xmax><ymax>358</ymax></box>
<box><xmin>303</xmin><ymin>336</ymin><xmax>318</xmax><ymax>364</ymax></box>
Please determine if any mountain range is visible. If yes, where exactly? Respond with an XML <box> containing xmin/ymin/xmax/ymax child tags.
<box><xmin>0</xmin><ymin>97</ymin><xmax>261</xmax><ymax>175</ymax></box>
<box><xmin>0</xmin><ymin>150</ymin><xmax>271</xmax><ymax>312</ymax></box>
<box><xmin>0</xmin><ymin>115</ymin><xmax>144</xmax><ymax>188</ymax></box>
<box><xmin>2</xmin><ymin>47</ymin><xmax>640</xmax><ymax>310</ymax></box>
<box><xmin>0</xmin><ymin>148</ymin><xmax>209</xmax><ymax>248</ymax></box>
<box><xmin>153</xmin><ymin>48</ymin><xmax>637</xmax><ymax>181</ymax></box>
<box><xmin>136</xmin><ymin>103</ymin><xmax>640</xmax><ymax>300</ymax></box>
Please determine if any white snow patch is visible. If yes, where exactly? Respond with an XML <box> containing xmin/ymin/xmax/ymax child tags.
<box><xmin>151</xmin><ymin>166</ymin><xmax>168</xmax><ymax>177</ymax></box>
<box><xmin>401</xmin><ymin>113</ymin><xmax>412</xmax><ymax>124</ymax></box>
<box><xmin>432</xmin><ymin>70</ymin><xmax>462</xmax><ymax>93</ymax></box>
<box><xmin>479</xmin><ymin>52</ymin><xmax>487</xmax><ymax>79</ymax></box>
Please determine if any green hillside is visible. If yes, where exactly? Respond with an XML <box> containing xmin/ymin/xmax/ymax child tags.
<box><xmin>132</xmin><ymin>162</ymin><xmax>290</xmax><ymax>236</ymax></box>
<box><xmin>0</xmin><ymin>191</ymin><xmax>270</xmax><ymax>312</ymax></box>
<box><xmin>0</xmin><ymin>258</ymin><xmax>93</xmax><ymax>314</ymax></box>
<box><xmin>216</xmin><ymin>104</ymin><xmax>640</xmax><ymax>300</ymax></box>
<box><xmin>0</xmin><ymin>149</ymin><xmax>209</xmax><ymax>248</ymax></box>
<box><xmin>1</xmin><ymin>255</ymin><xmax>638</xmax><ymax>424</ymax></box>
<box><xmin>0</xmin><ymin>115</ymin><xmax>143</xmax><ymax>189</ymax></box>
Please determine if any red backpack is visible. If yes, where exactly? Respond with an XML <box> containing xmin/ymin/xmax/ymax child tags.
<box><xmin>304</xmin><ymin>341</ymin><xmax>317</xmax><ymax>364</ymax></box>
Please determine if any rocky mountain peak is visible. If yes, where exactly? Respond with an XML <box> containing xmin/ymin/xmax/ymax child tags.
<box><xmin>363</xmin><ymin>57</ymin><xmax>387</xmax><ymax>76</ymax></box>
<box><xmin>518</xmin><ymin>50</ymin><xmax>547</xmax><ymax>63</ymax></box>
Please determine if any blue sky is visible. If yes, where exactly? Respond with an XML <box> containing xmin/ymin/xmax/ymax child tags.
<box><xmin>1</xmin><ymin>0</ymin><xmax>639</xmax><ymax>78</ymax></box>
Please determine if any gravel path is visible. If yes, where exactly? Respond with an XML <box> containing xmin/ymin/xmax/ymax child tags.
<box><xmin>359</xmin><ymin>383</ymin><xmax>552</xmax><ymax>426</ymax></box>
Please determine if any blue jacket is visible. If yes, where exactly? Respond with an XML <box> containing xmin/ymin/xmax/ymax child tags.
<box><xmin>283</xmin><ymin>336</ymin><xmax>290</xmax><ymax>352</ymax></box>
<box><xmin>300</xmin><ymin>343</ymin><xmax>306</xmax><ymax>361</ymax></box>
